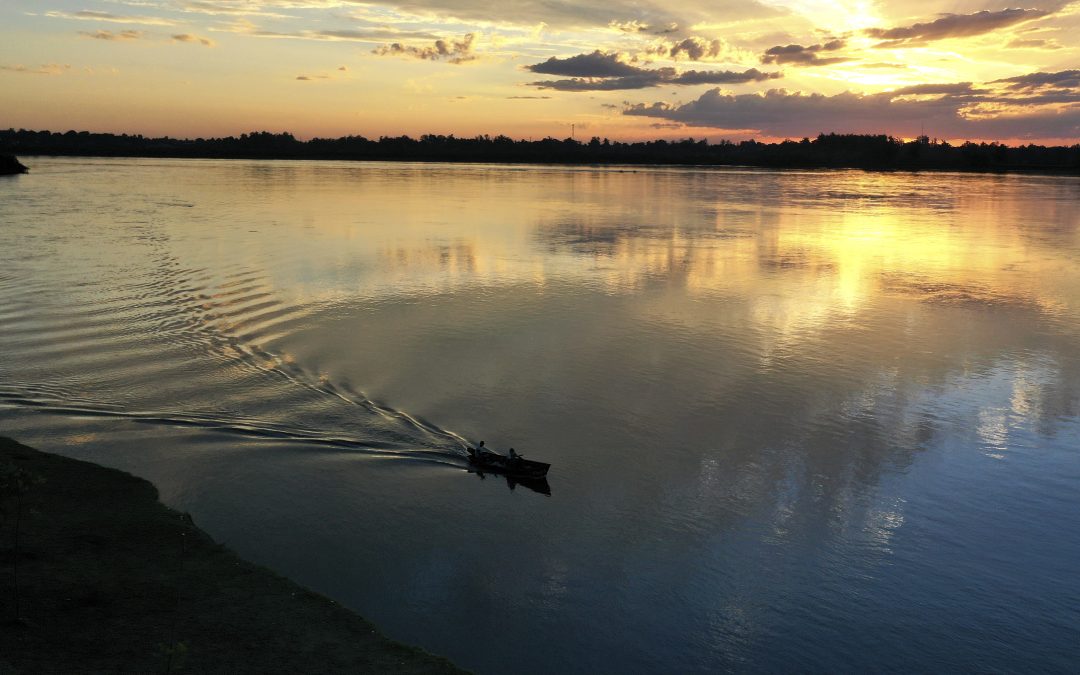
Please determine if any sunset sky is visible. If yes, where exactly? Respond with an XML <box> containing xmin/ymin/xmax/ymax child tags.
<box><xmin>1</xmin><ymin>0</ymin><xmax>1077</xmax><ymax>143</ymax></box>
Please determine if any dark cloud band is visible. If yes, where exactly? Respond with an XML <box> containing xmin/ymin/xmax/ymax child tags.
<box><xmin>372</xmin><ymin>34</ymin><xmax>477</xmax><ymax>63</ymax></box>
<box><xmin>623</xmin><ymin>72</ymin><xmax>1080</xmax><ymax>139</ymax></box>
<box><xmin>527</xmin><ymin>51</ymin><xmax>781</xmax><ymax>91</ymax></box>
<box><xmin>761</xmin><ymin>39</ymin><xmax>847</xmax><ymax>66</ymax></box>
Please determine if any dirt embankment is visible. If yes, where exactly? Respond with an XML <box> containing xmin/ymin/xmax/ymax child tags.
<box><xmin>0</xmin><ymin>437</ymin><xmax>463</xmax><ymax>674</ymax></box>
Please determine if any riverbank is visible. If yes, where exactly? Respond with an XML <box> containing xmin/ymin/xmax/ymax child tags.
<box><xmin>0</xmin><ymin>437</ymin><xmax>463</xmax><ymax>674</ymax></box>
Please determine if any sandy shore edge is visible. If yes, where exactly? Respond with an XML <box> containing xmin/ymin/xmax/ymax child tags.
<box><xmin>0</xmin><ymin>436</ymin><xmax>464</xmax><ymax>674</ymax></box>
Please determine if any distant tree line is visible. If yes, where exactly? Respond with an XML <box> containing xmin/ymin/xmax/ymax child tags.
<box><xmin>2</xmin><ymin>128</ymin><xmax>1078</xmax><ymax>173</ymax></box>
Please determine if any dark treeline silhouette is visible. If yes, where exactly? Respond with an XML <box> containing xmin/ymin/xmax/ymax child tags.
<box><xmin>3</xmin><ymin>128</ymin><xmax>1078</xmax><ymax>173</ymax></box>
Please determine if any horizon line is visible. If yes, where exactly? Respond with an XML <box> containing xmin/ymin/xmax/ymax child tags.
<box><xmin>5</xmin><ymin>127</ymin><xmax>1079</xmax><ymax>150</ymax></box>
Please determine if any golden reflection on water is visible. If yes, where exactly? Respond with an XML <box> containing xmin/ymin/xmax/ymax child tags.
<box><xmin>337</xmin><ymin>168</ymin><xmax>1079</xmax><ymax>326</ymax></box>
<box><xmin>164</xmin><ymin>165</ymin><xmax>1076</xmax><ymax>346</ymax></box>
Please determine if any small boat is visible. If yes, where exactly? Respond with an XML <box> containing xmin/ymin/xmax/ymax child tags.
<box><xmin>468</xmin><ymin>449</ymin><xmax>550</xmax><ymax>479</ymax></box>
<box><xmin>0</xmin><ymin>154</ymin><xmax>29</xmax><ymax>176</ymax></box>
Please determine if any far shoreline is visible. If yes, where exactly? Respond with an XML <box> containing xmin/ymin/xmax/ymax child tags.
<box><xmin>9</xmin><ymin>150</ymin><xmax>1080</xmax><ymax>178</ymax></box>
<box><xmin>3</xmin><ymin>129</ymin><xmax>1078</xmax><ymax>176</ymax></box>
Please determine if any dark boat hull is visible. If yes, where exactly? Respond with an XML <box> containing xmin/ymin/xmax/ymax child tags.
<box><xmin>468</xmin><ymin>452</ymin><xmax>549</xmax><ymax>478</ymax></box>
<box><xmin>0</xmin><ymin>154</ymin><xmax>28</xmax><ymax>176</ymax></box>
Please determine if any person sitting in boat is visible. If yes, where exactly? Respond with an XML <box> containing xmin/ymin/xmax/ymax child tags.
<box><xmin>470</xmin><ymin>440</ymin><xmax>486</xmax><ymax>460</ymax></box>
<box><xmin>508</xmin><ymin>447</ymin><xmax>520</xmax><ymax>465</ymax></box>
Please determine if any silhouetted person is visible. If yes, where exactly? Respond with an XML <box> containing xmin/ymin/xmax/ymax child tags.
<box><xmin>470</xmin><ymin>440</ymin><xmax>486</xmax><ymax>460</ymax></box>
<box><xmin>508</xmin><ymin>448</ymin><xmax>520</xmax><ymax>465</ymax></box>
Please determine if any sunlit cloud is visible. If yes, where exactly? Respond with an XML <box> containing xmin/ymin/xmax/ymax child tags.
<box><xmin>1005</xmin><ymin>38</ymin><xmax>1063</xmax><ymax>50</ymax></box>
<box><xmin>643</xmin><ymin>36</ymin><xmax>755</xmax><ymax>63</ymax></box>
<box><xmin>608</xmin><ymin>19</ymin><xmax>679</xmax><ymax>34</ymax></box>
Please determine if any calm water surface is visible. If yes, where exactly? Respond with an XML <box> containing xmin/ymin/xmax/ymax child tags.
<box><xmin>2</xmin><ymin>158</ymin><xmax>1079</xmax><ymax>672</ymax></box>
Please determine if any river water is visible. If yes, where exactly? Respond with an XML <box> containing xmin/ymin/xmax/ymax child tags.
<box><xmin>2</xmin><ymin>157</ymin><xmax>1079</xmax><ymax>672</ymax></box>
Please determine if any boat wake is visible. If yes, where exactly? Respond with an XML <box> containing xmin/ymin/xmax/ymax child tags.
<box><xmin>0</xmin><ymin>386</ymin><xmax>467</xmax><ymax>468</ymax></box>
<box><xmin>0</xmin><ymin>257</ymin><xmax>474</xmax><ymax>469</ymax></box>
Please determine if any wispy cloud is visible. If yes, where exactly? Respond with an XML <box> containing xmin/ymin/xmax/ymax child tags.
<box><xmin>172</xmin><ymin>33</ymin><xmax>216</xmax><ymax>46</ymax></box>
<box><xmin>45</xmin><ymin>9</ymin><xmax>177</xmax><ymax>27</ymax></box>
<box><xmin>338</xmin><ymin>0</ymin><xmax>777</xmax><ymax>31</ymax></box>
<box><xmin>79</xmin><ymin>29</ymin><xmax>144</xmax><ymax>41</ymax></box>
<box><xmin>175</xmin><ymin>0</ymin><xmax>296</xmax><ymax>18</ymax></box>
<box><xmin>244</xmin><ymin>26</ymin><xmax>439</xmax><ymax>42</ymax></box>
<box><xmin>296</xmin><ymin>65</ymin><xmax>351</xmax><ymax>81</ymax></box>
<box><xmin>74</xmin><ymin>27</ymin><xmax>215</xmax><ymax>47</ymax></box>
<box><xmin>1006</xmin><ymin>37</ymin><xmax>1063</xmax><ymax>50</ymax></box>
<box><xmin>0</xmin><ymin>63</ymin><xmax>73</xmax><ymax>75</ymax></box>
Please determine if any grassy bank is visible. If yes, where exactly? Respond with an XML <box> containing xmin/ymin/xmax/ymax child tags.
<box><xmin>0</xmin><ymin>437</ymin><xmax>463</xmax><ymax>674</ymax></box>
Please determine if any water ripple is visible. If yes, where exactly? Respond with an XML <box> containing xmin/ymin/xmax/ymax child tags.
<box><xmin>0</xmin><ymin>255</ymin><xmax>471</xmax><ymax>464</ymax></box>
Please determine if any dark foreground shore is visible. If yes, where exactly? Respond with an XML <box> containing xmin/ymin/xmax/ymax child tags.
<box><xmin>0</xmin><ymin>437</ymin><xmax>463</xmax><ymax>674</ymax></box>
